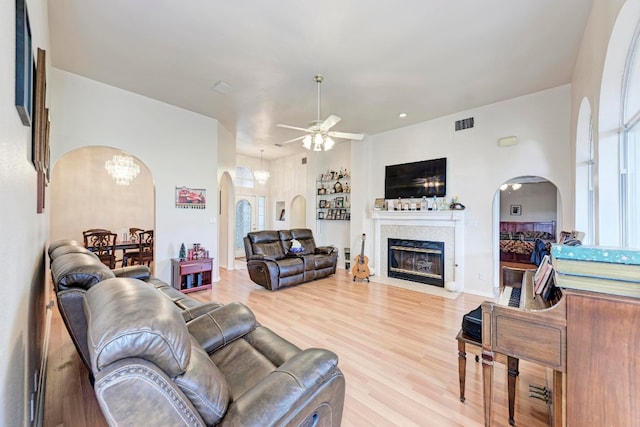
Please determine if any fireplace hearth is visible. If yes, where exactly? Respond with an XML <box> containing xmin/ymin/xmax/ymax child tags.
<box><xmin>388</xmin><ymin>238</ymin><xmax>445</xmax><ymax>287</ymax></box>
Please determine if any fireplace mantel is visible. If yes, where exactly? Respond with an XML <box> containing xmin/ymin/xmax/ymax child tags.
<box><xmin>371</xmin><ymin>210</ymin><xmax>465</xmax><ymax>290</ymax></box>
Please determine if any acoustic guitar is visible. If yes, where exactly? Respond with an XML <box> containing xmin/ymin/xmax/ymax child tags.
<box><xmin>352</xmin><ymin>233</ymin><xmax>371</xmax><ymax>282</ymax></box>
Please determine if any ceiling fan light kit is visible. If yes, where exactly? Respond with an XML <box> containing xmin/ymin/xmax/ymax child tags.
<box><xmin>278</xmin><ymin>75</ymin><xmax>364</xmax><ymax>152</ymax></box>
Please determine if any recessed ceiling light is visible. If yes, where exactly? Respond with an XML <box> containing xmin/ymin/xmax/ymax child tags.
<box><xmin>212</xmin><ymin>80</ymin><xmax>232</xmax><ymax>94</ymax></box>
<box><xmin>399</xmin><ymin>113</ymin><xmax>408</xmax><ymax>118</ymax></box>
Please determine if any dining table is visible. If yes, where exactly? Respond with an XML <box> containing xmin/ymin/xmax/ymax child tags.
<box><xmin>86</xmin><ymin>240</ymin><xmax>140</xmax><ymax>267</ymax></box>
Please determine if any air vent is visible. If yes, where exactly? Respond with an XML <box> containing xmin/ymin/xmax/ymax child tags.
<box><xmin>455</xmin><ymin>117</ymin><xmax>474</xmax><ymax>131</ymax></box>
<box><xmin>301</xmin><ymin>157</ymin><xmax>307</xmax><ymax>165</ymax></box>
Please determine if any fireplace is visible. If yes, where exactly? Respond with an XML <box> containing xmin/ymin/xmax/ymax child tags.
<box><xmin>388</xmin><ymin>239</ymin><xmax>445</xmax><ymax>287</ymax></box>
<box><xmin>372</xmin><ymin>210</ymin><xmax>465</xmax><ymax>291</ymax></box>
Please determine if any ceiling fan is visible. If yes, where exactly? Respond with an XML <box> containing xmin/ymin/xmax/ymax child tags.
<box><xmin>277</xmin><ymin>75</ymin><xmax>365</xmax><ymax>151</ymax></box>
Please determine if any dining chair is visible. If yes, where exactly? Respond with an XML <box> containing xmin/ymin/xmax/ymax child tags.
<box><xmin>83</xmin><ymin>230</ymin><xmax>118</xmax><ymax>269</ymax></box>
<box><xmin>126</xmin><ymin>229</ymin><xmax>154</xmax><ymax>267</ymax></box>
<box><xmin>122</xmin><ymin>227</ymin><xmax>145</xmax><ymax>266</ymax></box>
<box><xmin>128</xmin><ymin>227</ymin><xmax>144</xmax><ymax>242</ymax></box>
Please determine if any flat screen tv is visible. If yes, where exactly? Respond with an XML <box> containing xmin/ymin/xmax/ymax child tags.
<box><xmin>385</xmin><ymin>157</ymin><xmax>447</xmax><ymax>199</ymax></box>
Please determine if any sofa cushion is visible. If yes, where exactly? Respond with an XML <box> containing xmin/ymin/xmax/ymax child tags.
<box><xmin>174</xmin><ymin>338</ymin><xmax>231</xmax><ymax>425</ymax></box>
<box><xmin>85</xmin><ymin>278</ymin><xmax>191</xmax><ymax>377</ymax></box>
<box><xmin>49</xmin><ymin>244</ymin><xmax>99</xmax><ymax>261</ymax></box>
<box><xmin>306</xmin><ymin>254</ymin><xmax>336</xmax><ymax>270</ymax></box>
<box><xmin>48</xmin><ymin>239</ymin><xmax>83</xmax><ymax>257</ymax></box>
<box><xmin>290</xmin><ymin>229</ymin><xmax>317</xmax><ymax>255</ymax></box>
<box><xmin>51</xmin><ymin>253</ymin><xmax>115</xmax><ymax>291</ymax></box>
<box><xmin>276</xmin><ymin>257</ymin><xmax>305</xmax><ymax>277</ymax></box>
<box><xmin>187</xmin><ymin>303</ymin><xmax>257</xmax><ymax>353</ymax></box>
<box><xmin>247</xmin><ymin>230</ymin><xmax>286</xmax><ymax>260</ymax></box>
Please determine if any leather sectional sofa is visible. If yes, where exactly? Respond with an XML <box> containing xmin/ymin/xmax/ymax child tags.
<box><xmin>243</xmin><ymin>229</ymin><xmax>338</xmax><ymax>290</ymax></box>
<box><xmin>48</xmin><ymin>239</ymin><xmax>345</xmax><ymax>426</ymax></box>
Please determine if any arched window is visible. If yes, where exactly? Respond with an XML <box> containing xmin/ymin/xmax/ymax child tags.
<box><xmin>622</xmin><ymin>22</ymin><xmax>640</xmax><ymax>247</ymax></box>
<box><xmin>236</xmin><ymin>165</ymin><xmax>254</xmax><ymax>188</ymax></box>
<box><xmin>575</xmin><ymin>98</ymin><xmax>595</xmax><ymax>244</ymax></box>
<box><xmin>599</xmin><ymin>1</ymin><xmax>640</xmax><ymax>246</ymax></box>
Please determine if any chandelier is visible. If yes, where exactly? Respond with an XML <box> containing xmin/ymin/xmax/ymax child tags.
<box><xmin>105</xmin><ymin>154</ymin><xmax>140</xmax><ymax>186</ymax></box>
<box><xmin>302</xmin><ymin>133</ymin><xmax>335</xmax><ymax>152</ymax></box>
<box><xmin>254</xmin><ymin>150</ymin><xmax>270</xmax><ymax>184</ymax></box>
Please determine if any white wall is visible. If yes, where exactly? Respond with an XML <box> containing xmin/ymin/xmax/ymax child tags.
<box><xmin>49</xmin><ymin>70</ymin><xmax>219</xmax><ymax>284</ymax></box>
<box><xmin>0</xmin><ymin>0</ymin><xmax>50</xmax><ymax>424</ymax></box>
<box><xmin>359</xmin><ymin>86</ymin><xmax>572</xmax><ymax>296</ymax></box>
<box><xmin>500</xmin><ymin>182</ymin><xmax>557</xmax><ymax>223</ymax></box>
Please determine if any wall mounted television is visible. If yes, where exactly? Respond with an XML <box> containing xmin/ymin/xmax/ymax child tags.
<box><xmin>384</xmin><ymin>157</ymin><xmax>447</xmax><ymax>199</ymax></box>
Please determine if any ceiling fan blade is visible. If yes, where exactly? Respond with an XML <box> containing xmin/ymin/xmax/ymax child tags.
<box><xmin>277</xmin><ymin>124</ymin><xmax>311</xmax><ymax>132</ymax></box>
<box><xmin>321</xmin><ymin>114</ymin><xmax>341</xmax><ymax>130</ymax></box>
<box><xmin>328</xmin><ymin>131</ymin><xmax>365</xmax><ymax>141</ymax></box>
<box><xmin>281</xmin><ymin>135</ymin><xmax>307</xmax><ymax>144</ymax></box>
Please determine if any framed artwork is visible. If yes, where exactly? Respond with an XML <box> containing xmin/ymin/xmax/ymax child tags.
<box><xmin>15</xmin><ymin>0</ymin><xmax>33</xmax><ymax>127</ymax></box>
<box><xmin>33</xmin><ymin>48</ymin><xmax>47</xmax><ymax>171</ymax></box>
<box><xmin>335</xmin><ymin>196</ymin><xmax>344</xmax><ymax>208</ymax></box>
<box><xmin>317</xmin><ymin>211</ymin><xmax>325</xmax><ymax>220</ymax></box>
<box><xmin>176</xmin><ymin>186</ymin><xmax>207</xmax><ymax>209</ymax></box>
<box><xmin>510</xmin><ymin>205</ymin><xmax>522</xmax><ymax>216</ymax></box>
<box><xmin>374</xmin><ymin>198</ymin><xmax>385</xmax><ymax>210</ymax></box>
<box><xmin>319</xmin><ymin>199</ymin><xmax>327</xmax><ymax>208</ymax></box>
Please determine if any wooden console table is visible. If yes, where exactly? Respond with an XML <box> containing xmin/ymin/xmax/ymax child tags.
<box><xmin>171</xmin><ymin>258</ymin><xmax>213</xmax><ymax>293</ymax></box>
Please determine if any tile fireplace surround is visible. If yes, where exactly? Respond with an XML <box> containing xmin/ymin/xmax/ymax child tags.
<box><xmin>372</xmin><ymin>210</ymin><xmax>465</xmax><ymax>291</ymax></box>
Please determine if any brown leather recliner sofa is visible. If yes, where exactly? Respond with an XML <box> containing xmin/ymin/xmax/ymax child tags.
<box><xmin>243</xmin><ymin>229</ymin><xmax>338</xmax><ymax>290</ymax></box>
<box><xmin>48</xmin><ymin>240</ymin><xmax>346</xmax><ymax>426</ymax></box>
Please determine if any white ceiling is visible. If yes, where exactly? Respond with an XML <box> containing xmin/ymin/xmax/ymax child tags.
<box><xmin>48</xmin><ymin>0</ymin><xmax>593</xmax><ymax>160</ymax></box>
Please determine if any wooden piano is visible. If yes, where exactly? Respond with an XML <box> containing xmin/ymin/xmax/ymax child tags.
<box><xmin>481</xmin><ymin>270</ymin><xmax>566</xmax><ymax>427</ymax></box>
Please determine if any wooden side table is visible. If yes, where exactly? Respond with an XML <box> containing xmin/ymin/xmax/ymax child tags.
<box><xmin>171</xmin><ymin>258</ymin><xmax>213</xmax><ymax>293</ymax></box>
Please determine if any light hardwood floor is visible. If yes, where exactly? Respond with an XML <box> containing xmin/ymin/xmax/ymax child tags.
<box><xmin>44</xmin><ymin>268</ymin><xmax>551</xmax><ymax>427</ymax></box>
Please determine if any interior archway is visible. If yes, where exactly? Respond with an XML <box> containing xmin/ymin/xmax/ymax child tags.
<box><xmin>493</xmin><ymin>176</ymin><xmax>560</xmax><ymax>291</ymax></box>
<box><xmin>50</xmin><ymin>146</ymin><xmax>155</xmax><ymax>266</ymax></box>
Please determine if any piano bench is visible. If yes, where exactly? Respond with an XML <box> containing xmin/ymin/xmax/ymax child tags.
<box><xmin>456</xmin><ymin>329</ymin><xmax>519</xmax><ymax>425</ymax></box>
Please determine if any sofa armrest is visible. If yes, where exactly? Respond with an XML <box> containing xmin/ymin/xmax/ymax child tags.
<box><xmin>94</xmin><ymin>358</ymin><xmax>206</xmax><ymax>426</ymax></box>
<box><xmin>187</xmin><ymin>303</ymin><xmax>257</xmax><ymax>353</ymax></box>
<box><xmin>219</xmin><ymin>349</ymin><xmax>344</xmax><ymax>426</ymax></box>
<box><xmin>112</xmin><ymin>265</ymin><xmax>151</xmax><ymax>279</ymax></box>
<box><xmin>315</xmin><ymin>246</ymin><xmax>337</xmax><ymax>256</ymax></box>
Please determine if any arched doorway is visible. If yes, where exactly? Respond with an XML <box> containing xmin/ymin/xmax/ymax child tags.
<box><xmin>235</xmin><ymin>196</ymin><xmax>254</xmax><ymax>258</ymax></box>
<box><xmin>493</xmin><ymin>176</ymin><xmax>560</xmax><ymax>290</ymax></box>
<box><xmin>50</xmin><ymin>146</ymin><xmax>155</xmax><ymax>251</ymax></box>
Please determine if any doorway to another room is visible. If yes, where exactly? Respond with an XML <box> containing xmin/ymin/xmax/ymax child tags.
<box><xmin>495</xmin><ymin>176</ymin><xmax>560</xmax><ymax>289</ymax></box>
<box><xmin>235</xmin><ymin>194</ymin><xmax>265</xmax><ymax>267</ymax></box>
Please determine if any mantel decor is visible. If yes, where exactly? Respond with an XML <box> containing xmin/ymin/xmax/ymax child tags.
<box><xmin>176</xmin><ymin>186</ymin><xmax>207</xmax><ymax>209</ymax></box>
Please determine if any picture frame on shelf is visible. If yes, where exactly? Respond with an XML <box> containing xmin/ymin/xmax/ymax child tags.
<box><xmin>335</xmin><ymin>196</ymin><xmax>344</xmax><ymax>208</ymax></box>
<box><xmin>317</xmin><ymin>211</ymin><xmax>325</xmax><ymax>220</ymax></box>
<box><xmin>319</xmin><ymin>199</ymin><xmax>327</xmax><ymax>208</ymax></box>
<box><xmin>374</xmin><ymin>198</ymin><xmax>385</xmax><ymax>210</ymax></box>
